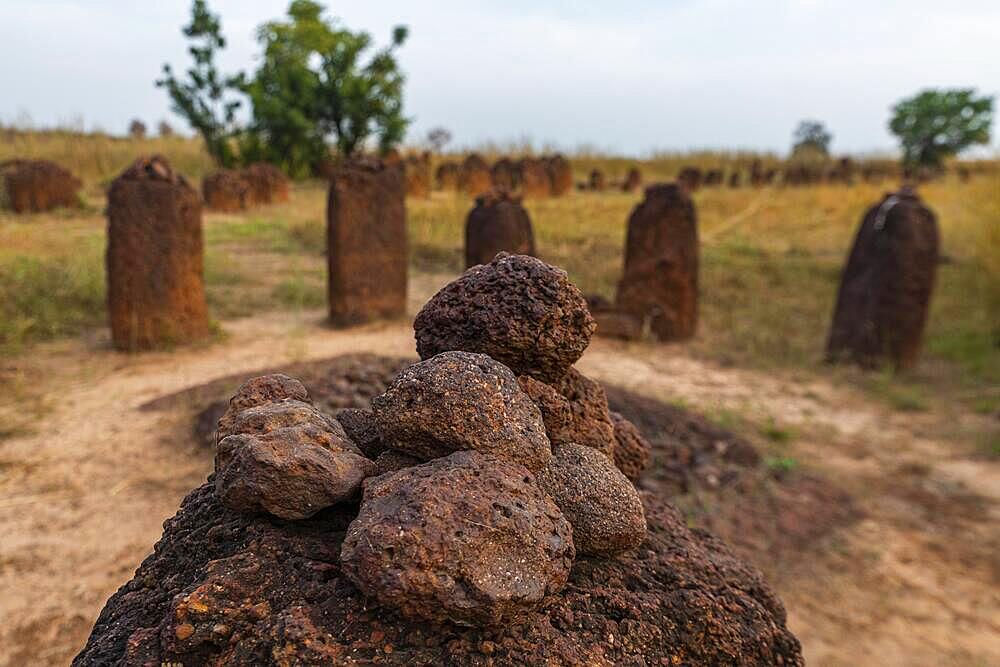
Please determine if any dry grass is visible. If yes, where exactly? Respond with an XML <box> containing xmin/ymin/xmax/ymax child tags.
<box><xmin>2</xmin><ymin>130</ymin><xmax>996</xmax><ymax>414</ymax></box>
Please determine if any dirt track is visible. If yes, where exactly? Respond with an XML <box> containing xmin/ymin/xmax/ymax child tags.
<box><xmin>0</xmin><ymin>305</ymin><xmax>997</xmax><ymax>666</ymax></box>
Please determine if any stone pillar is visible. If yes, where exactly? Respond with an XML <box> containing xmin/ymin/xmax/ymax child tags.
<box><xmin>546</xmin><ymin>154</ymin><xmax>574</xmax><ymax>197</ymax></box>
<box><xmin>1</xmin><ymin>159</ymin><xmax>80</xmax><ymax>213</ymax></box>
<box><xmin>327</xmin><ymin>158</ymin><xmax>407</xmax><ymax>325</ymax></box>
<box><xmin>464</xmin><ymin>190</ymin><xmax>536</xmax><ymax>268</ymax></box>
<box><xmin>458</xmin><ymin>154</ymin><xmax>492</xmax><ymax>198</ymax></box>
<box><xmin>106</xmin><ymin>155</ymin><xmax>209</xmax><ymax>351</ymax></box>
<box><xmin>826</xmin><ymin>189</ymin><xmax>939</xmax><ymax>370</ymax></box>
<box><xmin>615</xmin><ymin>183</ymin><xmax>699</xmax><ymax>341</ymax></box>
<box><xmin>622</xmin><ymin>167</ymin><xmax>642</xmax><ymax>193</ymax></box>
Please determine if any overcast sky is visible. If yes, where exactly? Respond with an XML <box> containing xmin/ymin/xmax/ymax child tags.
<box><xmin>1</xmin><ymin>0</ymin><xmax>997</xmax><ymax>156</ymax></box>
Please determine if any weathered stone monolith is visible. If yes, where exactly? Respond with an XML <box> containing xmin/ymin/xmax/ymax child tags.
<box><xmin>615</xmin><ymin>183</ymin><xmax>699</xmax><ymax>341</ymax></box>
<box><xmin>0</xmin><ymin>159</ymin><xmax>80</xmax><ymax>213</ymax></box>
<box><xmin>622</xmin><ymin>167</ymin><xmax>642</xmax><ymax>193</ymax></box>
<box><xmin>327</xmin><ymin>158</ymin><xmax>407</xmax><ymax>326</ymax></box>
<box><xmin>106</xmin><ymin>155</ymin><xmax>210</xmax><ymax>351</ymax></box>
<box><xmin>546</xmin><ymin>154</ymin><xmax>574</xmax><ymax>196</ymax></box>
<box><xmin>202</xmin><ymin>169</ymin><xmax>251</xmax><ymax>212</ymax></box>
<box><xmin>459</xmin><ymin>154</ymin><xmax>492</xmax><ymax>197</ymax></box>
<box><xmin>464</xmin><ymin>190</ymin><xmax>535</xmax><ymax>268</ymax></box>
<box><xmin>588</xmin><ymin>168</ymin><xmax>606</xmax><ymax>192</ymax></box>
<box><xmin>405</xmin><ymin>152</ymin><xmax>432</xmax><ymax>199</ymax></box>
<box><xmin>826</xmin><ymin>189</ymin><xmax>939</xmax><ymax>370</ymax></box>
<box><xmin>519</xmin><ymin>158</ymin><xmax>552</xmax><ymax>198</ymax></box>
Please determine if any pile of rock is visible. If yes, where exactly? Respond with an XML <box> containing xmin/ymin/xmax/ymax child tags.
<box><xmin>76</xmin><ymin>254</ymin><xmax>803</xmax><ymax>666</ymax></box>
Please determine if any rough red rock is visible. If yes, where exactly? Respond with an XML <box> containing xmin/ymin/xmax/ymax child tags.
<box><xmin>518</xmin><ymin>158</ymin><xmax>551</xmax><ymax>198</ymax></box>
<box><xmin>587</xmin><ymin>168</ymin><xmax>606</xmax><ymax>191</ymax></box>
<box><xmin>435</xmin><ymin>162</ymin><xmax>459</xmax><ymax>190</ymax></box>
<box><xmin>464</xmin><ymin>190</ymin><xmax>536</xmax><ymax>268</ymax></box>
<box><xmin>615</xmin><ymin>183</ymin><xmax>699</xmax><ymax>341</ymax></box>
<box><xmin>326</xmin><ymin>158</ymin><xmax>407</xmax><ymax>325</ymax></box>
<box><xmin>0</xmin><ymin>158</ymin><xmax>80</xmax><ymax>213</ymax></box>
<box><xmin>518</xmin><ymin>370</ymin><xmax>615</xmax><ymax>456</ymax></box>
<box><xmin>610</xmin><ymin>410</ymin><xmax>652</xmax><ymax>482</ymax></box>
<box><xmin>535</xmin><ymin>443</ymin><xmax>647</xmax><ymax>557</ymax></box>
<box><xmin>341</xmin><ymin>451</ymin><xmax>574</xmax><ymax>627</ymax></box>
<box><xmin>201</xmin><ymin>169</ymin><xmax>252</xmax><ymax>212</ymax></box>
<box><xmin>414</xmin><ymin>253</ymin><xmax>595</xmax><ymax>384</ymax></box>
<box><xmin>371</xmin><ymin>351</ymin><xmax>551</xmax><ymax>470</ymax></box>
<box><xmin>335</xmin><ymin>407</ymin><xmax>389</xmax><ymax>459</ymax></box>
<box><xmin>76</xmin><ymin>435</ymin><xmax>804</xmax><ymax>667</ymax></box>
<box><xmin>371</xmin><ymin>449</ymin><xmax>421</xmax><ymax>477</ymax></box>
<box><xmin>491</xmin><ymin>157</ymin><xmax>519</xmax><ymax>191</ymax></box>
<box><xmin>405</xmin><ymin>152</ymin><xmax>432</xmax><ymax>199</ymax></box>
<box><xmin>213</xmin><ymin>374</ymin><xmax>374</xmax><ymax>519</ymax></box>
<box><xmin>826</xmin><ymin>189</ymin><xmax>939</xmax><ymax>370</ymax></box>
<box><xmin>622</xmin><ymin>167</ymin><xmax>642</xmax><ymax>193</ymax></box>
<box><xmin>678</xmin><ymin>166</ymin><xmax>703</xmax><ymax>192</ymax></box>
<box><xmin>459</xmin><ymin>154</ymin><xmax>493</xmax><ymax>198</ymax></box>
<box><xmin>545</xmin><ymin>154</ymin><xmax>574</xmax><ymax>197</ymax></box>
<box><xmin>105</xmin><ymin>155</ymin><xmax>210</xmax><ymax>351</ymax></box>
<box><xmin>243</xmin><ymin>162</ymin><xmax>290</xmax><ymax>204</ymax></box>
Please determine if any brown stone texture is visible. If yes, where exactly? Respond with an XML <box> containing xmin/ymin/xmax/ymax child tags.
<box><xmin>464</xmin><ymin>190</ymin><xmax>536</xmax><ymax>268</ymax></box>
<box><xmin>615</xmin><ymin>183</ymin><xmax>699</xmax><ymax>341</ymax></box>
<box><xmin>491</xmin><ymin>157</ymin><xmax>519</xmax><ymax>191</ymax></box>
<box><xmin>729</xmin><ymin>171</ymin><xmax>742</xmax><ymax>188</ymax></box>
<box><xmin>826</xmin><ymin>189</ymin><xmax>939</xmax><ymax>370</ymax></box>
<box><xmin>414</xmin><ymin>253</ymin><xmax>596</xmax><ymax>383</ymax></box>
<box><xmin>105</xmin><ymin>155</ymin><xmax>210</xmax><ymax>351</ymax></box>
<box><xmin>326</xmin><ymin>158</ymin><xmax>407</xmax><ymax>325</ymax></box>
<box><xmin>201</xmin><ymin>169</ymin><xmax>252</xmax><ymax>212</ymax></box>
<box><xmin>677</xmin><ymin>166</ymin><xmax>702</xmax><ymax>192</ymax></box>
<box><xmin>535</xmin><ymin>443</ymin><xmax>647</xmax><ymax>557</ymax></box>
<box><xmin>0</xmin><ymin>158</ymin><xmax>80</xmax><ymax>213</ymax></box>
<box><xmin>459</xmin><ymin>153</ymin><xmax>493</xmax><ymax>197</ymax></box>
<box><xmin>371</xmin><ymin>351</ymin><xmax>551</xmax><ymax>471</ymax></box>
<box><xmin>516</xmin><ymin>372</ymin><xmax>614</xmax><ymax>457</ymax></box>
<box><xmin>622</xmin><ymin>167</ymin><xmax>642</xmax><ymax>193</ymax></box>
<box><xmin>518</xmin><ymin>157</ymin><xmax>552</xmax><ymax>198</ymax></box>
<box><xmin>243</xmin><ymin>162</ymin><xmax>290</xmax><ymax>204</ymax></box>
<box><xmin>545</xmin><ymin>154</ymin><xmax>574</xmax><ymax>197</ymax></box>
<box><xmin>585</xmin><ymin>294</ymin><xmax>642</xmax><ymax>340</ymax></box>
<box><xmin>587</xmin><ymin>168</ymin><xmax>605</xmax><ymax>191</ymax></box>
<box><xmin>335</xmin><ymin>407</ymin><xmax>389</xmax><ymax>459</ymax></box>
<box><xmin>609</xmin><ymin>410</ymin><xmax>652</xmax><ymax>482</ymax></box>
<box><xmin>436</xmin><ymin>162</ymin><xmax>459</xmax><ymax>190</ymax></box>
<box><xmin>213</xmin><ymin>374</ymin><xmax>374</xmax><ymax>519</ymax></box>
<box><xmin>703</xmin><ymin>168</ymin><xmax>724</xmax><ymax>186</ymax></box>
<box><xmin>404</xmin><ymin>152</ymin><xmax>432</xmax><ymax>199</ymax></box>
<box><xmin>371</xmin><ymin>449</ymin><xmax>422</xmax><ymax>477</ymax></box>
<box><xmin>341</xmin><ymin>451</ymin><xmax>575</xmax><ymax>627</ymax></box>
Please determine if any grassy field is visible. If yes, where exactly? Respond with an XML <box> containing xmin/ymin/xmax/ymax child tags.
<box><xmin>2</xmin><ymin>130</ymin><xmax>997</xmax><ymax>419</ymax></box>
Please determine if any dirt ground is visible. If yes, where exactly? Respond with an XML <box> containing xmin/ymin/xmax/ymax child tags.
<box><xmin>1</xmin><ymin>286</ymin><xmax>997</xmax><ymax>665</ymax></box>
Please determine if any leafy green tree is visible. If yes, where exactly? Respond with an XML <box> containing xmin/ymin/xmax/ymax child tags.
<box><xmin>889</xmin><ymin>89</ymin><xmax>993</xmax><ymax>169</ymax></box>
<box><xmin>241</xmin><ymin>0</ymin><xmax>409</xmax><ymax>176</ymax></box>
<box><xmin>790</xmin><ymin>120</ymin><xmax>832</xmax><ymax>159</ymax></box>
<box><xmin>157</xmin><ymin>0</ymin><xmax>244</xmax><ymax>167</ymax></box>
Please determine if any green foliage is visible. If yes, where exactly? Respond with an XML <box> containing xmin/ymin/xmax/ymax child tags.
<box><xmin>157</xmin><ymin>0</ymin><xmax>244</xmax><ymax>167</ymax></box>
<box><xmin>159</xmin><ymin>0</ymin><xmax>409</xmax><ymax>176</ymax></box>
<box><xmin>889</xmin><ymin>89</ymin><xmax>994</xmax><ymax>169</ymax></box>
<box><xmin>240</xmin><ymin>0</ymin><xmax>409</xmax><ymax>176</ymax></box>
<box><xmin>791</xmin><ymin>120</ymin><xmax>832</xmax><ymax>159</ymax></box>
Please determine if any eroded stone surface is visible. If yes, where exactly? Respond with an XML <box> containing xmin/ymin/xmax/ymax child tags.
<box><xmin>535</xmin><ymin>444</ymin><xmax>646</xmax><ymax>557</ymax></box>
<box><xmin>372</xmin><ymin>352</ymin><xmax>551</xmax><ymax>471</ymax></box>
<box><xmin>340</xmin><ymin>451</ymin><xmax>575</xmax><ymax>627</ymax></box>
<box><xmin>414</xmin><ymin>253</ymin><xmax>595</xmax><ymax>383</ymax></box>
<box><xmin>610</xmin><ymin>410</ymin><xmax>652</xmax><ymax>482</ymax></box>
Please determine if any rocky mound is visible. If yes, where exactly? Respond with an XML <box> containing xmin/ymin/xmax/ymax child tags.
<box><xmin>80</xmin><ymin>255</ymin><xmax>805</xmax><ymax>665</ymax></box>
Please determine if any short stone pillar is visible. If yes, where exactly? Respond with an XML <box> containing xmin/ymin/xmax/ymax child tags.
<box><xmin>1</xmin><ymin>159</ymin><xmax>80</xmax><ymax>213</ymax></box>
<box><xmin>519</xmin><ymin>158</ymin><xmax>552</xmax><ymax>198</ymax></box>
<box><xmin>464</xmin><ymin>190</ymin><xmax>536</xmax><ymax>268</ymax></box>
<box><xmin>327</xmin><ymin>158</ymin><xmax>408</xmax><ymax>325</ymax></box>
<box><xmin>106</xmin><ymin>156</ymin><xmax>210</xmax><ymax>351</ymax></box>
<box><xmin>622</xmin><ymin>167</ymin><xmax>642</xmax><ymax>193</ymax></box>
<box><xmin>615</xmin><ymin>183</ymin><xmax>699</xmax><ymax>341</ymax></box>
<box><xmin>826</xmin><ymin>189</ymin><xmax>939</xmax><ymax>369</ymax></box>
<box><xmin>546</xmin><ymin>154</ymin><xmax>574</xmax><ymax>197</ymax></box>
<box><xmin>459</xmin><ymin>154</ymin><xmax>492</xmax><ymax>198</ymax></box>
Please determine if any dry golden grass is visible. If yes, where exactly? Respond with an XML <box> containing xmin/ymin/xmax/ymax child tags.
<box><xmin>2</xmin><ymin>130</ymin><xmax>996</xmax><ymax>416</ymax></box>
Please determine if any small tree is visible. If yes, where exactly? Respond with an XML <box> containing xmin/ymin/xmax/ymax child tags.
<box><xmin>241</xmin><ymin>0</ymin><xmax>409</xmax><ymax>176</ymax></box>
<box><xmin>128</xmin><ymin>119</ymin><xmax>147</xmax><ymax>139</ymax></box>
<box><xmin>791</xmin><ymin>120</ymin><xmax>832</xmax><ymax>159</ymax></box>
<box><xmin>426</xmin><ymin>126</ymin><xmax>452</xmax><ymax>153</ymax></box>
<box><xmin>157</xmin><ymin>0</ymin><xmax>244</xmax><ymax>167</ymax></box>
<box><xmin>889</xmin><ymin>89</ymin><xmax>993</xmax><ymax>169</ymax></box>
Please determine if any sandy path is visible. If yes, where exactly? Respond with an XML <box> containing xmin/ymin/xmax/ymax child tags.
<box><xmin>1</xmin><ymin>308</ymin><xmax>997</xmax><ymax>666</ymax></box>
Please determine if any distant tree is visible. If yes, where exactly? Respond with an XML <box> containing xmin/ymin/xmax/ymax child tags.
<box><xmin>128</xmin><ymin>119</ymin><xmax>147</xmax><ymax>139</ymax></box>
<box><xmin>889</xmin><ymin>89</ymin><xmax>994</xmax><ymax>169</ymax></box>
<box><xmin>240</xmin><ymin>0</ymin><xmax>409</xmax><ymax>176</ymax></box>
<box><xmin>791</xmin><ymin>120</ymin><xmax>832</xmax><ymax>159</ymax></box>
<box><xmin>158</xmin><ymin>120</ymin><xmax>175</xmax><ymax>137</ymax></box>
<box><xmin>426</xmin><ymin>126</ymin><xmax>452</xmax><ymax>153</ymax></box>
<box><xmin>157</xmin><ymin>0</ymin><xmax>244</xmax><ymax>167</ymax></box>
